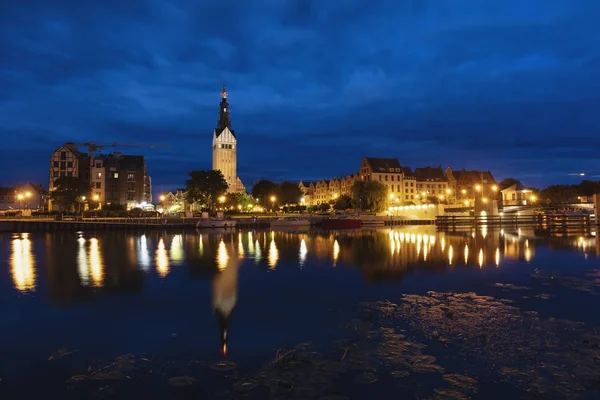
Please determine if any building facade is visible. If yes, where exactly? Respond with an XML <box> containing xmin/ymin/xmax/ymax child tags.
<box><xmin>414</xmin><ymin>166</ymin><xmax>450</xmax><ymax>202</ymax></box>
<box><xmin>299</xmin><ymin>174</ymin><xmax>359</xmax><ymax>206</ymax></box>
<box><xmin>0</xmin><ymin>183</ymin><xmax>48</xmax><ymax>211</ymax></box>
<box><xmin>359</xmin><ymin>157</ymin><xmax>416</xmax><ymax>205</ymax></box>
<box><xmin>446</xmin><ymin>167</ymin><xmax>497</xmax><ymax>204</ymax></box>
<box><xmin>212</xmin><ymin>85</ymin><xmax>245</xmax><ymax>193</ymax></box>
<box><xmin>501</xmin><ymin>183</ymin><xmax>535</xmax><ymax>206</ymax></box>
<box><xmin>98</xmin><ymin>153</ymin><xmax>152</xmax><ymax>209</ymax></box>
<box><xmin>48</xmin><ymin>143</ymin><xmax>90</xmax><ymax>210</ymax></box>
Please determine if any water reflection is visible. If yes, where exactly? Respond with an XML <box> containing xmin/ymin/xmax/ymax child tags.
<box><xmin>212</xmin><ymin>243</ymin><xmax>241</xmax><ymax>357</ymax></box>
<box><xmin>268</xmin><ymin>238</ymin><xmax>279</xmax><ymax>269</ymax></box>
<box><xmin>333</xmin><ymin>240</ymin><xmax>340</xmax><ymax>266</ymax></box>
<box><xmin>156</xmin><ymin>238</ymin><xmax>170</xmax><ymax>277</ymax></box>
<box><xmin>137</xmin><ymin>235</ymin><xmax>151</xmax><ymax>271</ymax></box>
<box><xmin>10</xmin><ymin>233</ymin><xmax>36</xmax><ymax>293</ymax></box>
<box><xmin>299</xmin><ymin>238</ymin><xmax>308</xmax><ymax>267</ymax></box>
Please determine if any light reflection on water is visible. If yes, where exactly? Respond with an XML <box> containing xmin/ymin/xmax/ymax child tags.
<box><xmin>10</xmin><ymin>233</ymin><xmax>36</xmax><ymax>293</ymax></box>
<box><xmin>6</xmin><ymin>227</ymin><xmax>598</xmax><ymax>294</ymax></box>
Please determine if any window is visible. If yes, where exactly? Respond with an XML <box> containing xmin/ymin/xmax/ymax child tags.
<box><xmin>53</xmin><ymin>161</ymin><xmax>59</xmax><ymax>167</ymax></box>
<box><xmin>96</xmin><ymin>162</ymin><xmax>102</xmax><ymax>168</ymax></box>
<box><xmin>127</xmin><ymin>183</ymin><xmax>135</xmax><ymax>191</ymax></box>
<box><xmin>53</xmin><ymin>171</ymin><xmax>59</xmax><ymax>177</ymax></box>
<box><xmin>95</xmin><ymin>182</ymin><xmax>101</xmax><ymax>189</ymax></box>
<box><xmin>60</xmin><ymin>161</ymin><xmax>66</xmax><ymax>169</ymax></box>
<box><xmin>96</xmin><ymin>172</ymin><xmax>102</xmax><ymax>179</ymax></box>
<box><xmin>61</xmin><ymin>171</ymin><xmax>66</xmax><ymax>177</ymax></box>
<box><xmin>114</xmin><ymin>173</ymin><xmax>119</xmax><ymax>178</ymax></box>
<box><xmin>60</xmin><ymin>151</ymin><xmax>66</xmax><ymax>160</ymax></box>
<box><xmin>127</xmin><ymin>192</ymin><xmax>135</xmax><ymax>201</ymax></box>
<box><xmin>67</xmin><ymin>162</ymin><xmax>73</xmax><ymax>168</ymax></box>
<box><xmin>67</xmin><ymin>172</ymin><xmax>73</xmax><ymax>177</ymax></box>
<box><xmin>127</xmin><ymin>173</ymin><xmax>135</xmax><ymax>181</ymax></box>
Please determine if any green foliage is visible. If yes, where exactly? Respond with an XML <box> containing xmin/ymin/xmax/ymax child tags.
<box><xmin>540</xmin><ymin>184</ymin><xmax>579</xmax><ymax>206</ymax></box>
<box><xmin>498</xmin><ymin>178</ymin><xmax>521</xmax><ymax>191</ymax></box>
<box><xmin>333</xmin><ymin>194</ymin><xmax>353</xmax><ymax>210</ymax></box>
<box><xmin>350</xmin><ymin>180</ymin><xmax>388</xmax><ymax>212</ymax></box>
<box><xmin>224</xmin><ymin>191</ymin><xmax>253</xmax><ymax>212</ymax></box>
<box><xmin>185</xmin><ymin>170</ymin><xmax>228</xmax><ymax>212</ymax></box>
<box><xmin>50</xmin><ymin>176</ymin><xmax>90</xmax><ymax>211</ymax></box>
<box><xmin>279</xmin><ymin>180</ymin><xmax>303</xmax><ymax>205</ymax></box>
<box><xmin>251</xmin><ymin>179</ymin><xmax>279</xmax><ymax>206</ymax></box>
<box><xmin>319</xmin><ymin>203</ymin><xmax>331</xmax><ymax>212</ymax></box>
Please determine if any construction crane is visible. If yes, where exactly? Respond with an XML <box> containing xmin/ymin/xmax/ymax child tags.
<box><xmin>66</xmin><ymin>141</ymin><xmax>171</xmax><ymax>158</ymax></box>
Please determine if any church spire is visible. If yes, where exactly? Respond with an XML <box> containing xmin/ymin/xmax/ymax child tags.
<box><xmin>216</xmin><ymin>83</ymin><xmax>234</xmax><ymax>137</ymax></box>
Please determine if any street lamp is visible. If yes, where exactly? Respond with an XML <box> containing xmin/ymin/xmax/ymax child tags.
<box><xmin>270</xmin><ymin>195</ymin><xmax>276</xmax><ymax>212</ymax></box>
<box><xmin>17</xmin><ymin>193</ymin><xmax>24</xmax><ymax>209</ymax></box>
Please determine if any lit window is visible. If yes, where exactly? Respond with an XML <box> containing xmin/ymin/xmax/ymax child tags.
<box><xmin>114</xmin><ymin>173</ymin><xmax>119</xmax><ymax>178</ymax></box>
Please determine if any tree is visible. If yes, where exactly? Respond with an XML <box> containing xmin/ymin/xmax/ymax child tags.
<box><xmin>185</xmin><ymin>170</ymin><xmax>228</xmax><ymax>213</ymax></box>
<box><xmin>333</xmin><ymin>194</ymin><xmax>352</xmax><ymax>211</ymax></box>
<box><xmin>540</xmin><ymin>184</ymin><xmax>579</xmax><ymax>206</ymax></box>
<box><xmin>498</xmin><ymin>178</ymin><xmax>521</xmax><ymax>191</ymax></box>
<box><xmin>50</xmin><ymin>176</ymin><xmax>90</xmax><ymax>212</ymax></box>
<box><xmin>350</xmin><ymin>180</ymin><xmax>388</xmax><ymax>213</ymax></box>
<box><xmin>279</xmin><ymin>181</ymin><xmax>303</xmax><ymax>205</ymax></box>
<box><xmin>225</xmin><ymin>191</ymin><xmax>253</xmax><ymax>212</ymax></box>
<box><xmin>251</xmin><ymin>179</ymin><xmax>279</xmax><ymax>207</ymax></box>
<box><xmin>577</xmin><ymin>180</ymin><xmax>600</xmax><ymax>197</ymax></box>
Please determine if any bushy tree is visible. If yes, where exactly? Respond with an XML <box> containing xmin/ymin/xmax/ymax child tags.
<box><xmin>251</xmin><ymin>179</ymin><xmax>279</xmax><ymax>207</ymax></box>
<box><xmin>185</xmin><ymin>170</ymin><xmax>228</xmax><ymax>212</ymax></box>
<box><xmin>279</xmin><ymin>181</ymin><xmax>303</xmax><ymax>205</ymax></box>
<box><xmin>540</xmin><ymin>184</ymin><xmax>579</xmax><ymax>206</ymax></box>
<box><xmin>224</xmin><ymin>191</ymin><xmax>253</xmax><ymax>212</ymax></box>
<box><xmin>50</xmin><ymin>176</ymin><xmax>90</xmax><ymax>212</ymax></box>
<box><xmin>350</xmin><ymin>180</ymin><xmax>388</xmax><ymax>212</ymax></box>
<box><xmin>333</xmin><ymin>194</ymin><xmax>352</xmax><ymax>211</ymax></box>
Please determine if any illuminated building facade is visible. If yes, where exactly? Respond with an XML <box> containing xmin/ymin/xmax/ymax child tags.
<box><xmin>414</xmin><ymin>166</ymin><xmax>451</xmax><ymax>203</ymax></box>
<box><xmin>359</xmin><ymin>157</ymin><xmax>416</xmax><ymax>205</ymax></box>
<box><xmin>212</xmin><ymin>85</ymin><xmax>245</xmax><ymax>193</ymax></box>
<box><xmin>48</xmin><ymin>143</ymin><xmax>90</xmax><ymax>210</ymax></box>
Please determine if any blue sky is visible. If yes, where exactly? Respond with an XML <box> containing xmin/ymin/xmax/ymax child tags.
<box><xmin>1</xmin><ymin>0</ymin><xmax>599</xmax><ymax>193</ymax></box>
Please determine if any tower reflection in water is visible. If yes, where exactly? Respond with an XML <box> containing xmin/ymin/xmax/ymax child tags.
<box><xmin>10</xmin><ymin>233</ymin><xmax>36</xmax><ymax>293</ymax></box>
<box><xmin>212</xmin><ymin>237</ymin><xmax>241</xmax><ymax>357</ymax></box>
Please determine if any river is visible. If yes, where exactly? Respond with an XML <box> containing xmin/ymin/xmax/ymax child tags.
<box><xmin>1</xmin><ymin>226</ymin><xmax>599</xmax><ymax>399</ymax></box>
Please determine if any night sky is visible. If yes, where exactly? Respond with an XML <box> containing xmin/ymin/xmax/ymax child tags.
<box><xmin>1</xmin><ymin>0</ymin><xmax>599</xmax><ymax>193</ymax></box>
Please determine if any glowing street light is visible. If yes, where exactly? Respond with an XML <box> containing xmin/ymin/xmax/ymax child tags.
<box><xmin>159</xmin><ymin>195</ymin><xmax>166</xmax><ymax>201</ymax></box>
<box><xmin>475</xmin><ymin>185</ymin><xmax>481</xmax><ymax>192</ymax></box>
<box><xmin>530</xmin><ymin>195</ymin><xmax>537</xmax><ymax>202</ymax></box>
<box><xmin>491</xmin><ymin>185</ymin><xmax>498</xmax><ymax>192</ymax></box>
<box><xmin>219</xmin><ymin>196</ymin><xmax>226</xmax><ymax>203</ymax></box>
<box><xmin>461</xmin><ymin>189</ymin><xmax>467</xmax><ymax>194</ymax></box>
<box><xmin>93</xmin><ymin>194</ymin><xmax>99</xmax><ymax>201</ymax></box>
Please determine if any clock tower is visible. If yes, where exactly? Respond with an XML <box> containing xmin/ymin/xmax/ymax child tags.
<box><xmin>212</xmin><ymin>84</ymin><xmax>245</xmax><ymax>193</ymax></box>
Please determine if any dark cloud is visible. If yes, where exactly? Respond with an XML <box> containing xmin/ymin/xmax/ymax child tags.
<box><xmin>0</xmin><ymin>0</ymin><xmax>599</xmax><ymax>191</ymax></box>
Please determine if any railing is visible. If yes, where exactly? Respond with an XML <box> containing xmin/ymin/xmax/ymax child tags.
<box><xmin>436</xmin><ymin>214</ymin><xmax>595</xmax><ymax>229</ymax></box>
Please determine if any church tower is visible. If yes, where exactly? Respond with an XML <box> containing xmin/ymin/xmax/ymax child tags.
<box><xmin>212</xmin><ymin>84</ymin><xmax>244</xmax><ymax>193</ymax></box>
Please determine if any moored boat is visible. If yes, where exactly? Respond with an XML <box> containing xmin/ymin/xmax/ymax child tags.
<box><xmin>270</xmin><ymin>217</ymin><xmax>311</xmax><ymax>227</ymax></box>
<box><xmin>196</xmin><ymin>219</ymin><xmax>237</xmax><ymax>229</ymax></box>
<box><xmin>321</xmin><ymin>218</ymin><xmax>362</xmax><ymax>230</ymax></box>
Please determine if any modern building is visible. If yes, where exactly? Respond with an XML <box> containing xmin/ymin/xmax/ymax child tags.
<box><xmin>97</xmin><ymin>153</ymin><xmax>152</xmax><ymax>209</ymax></box>
<box><xmin>414</xmin><ymin>166</ymin><xmax>451</xmax><ymax>202</ymax></box>
<box><xmin>359</xmin><ymin>157</ymin><xmax>416</xmax><ymax>205</ymax></box>
<box><xmin>212</xmin><ymin>85</ymin><xmax>245</xmax><ymax>193</ymax></box>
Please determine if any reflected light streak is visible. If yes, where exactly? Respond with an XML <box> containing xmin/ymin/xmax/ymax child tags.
<box><xmin>441</xmin><ymin>237</ymin><xmax>445</xmax><ymax>252</ymax></box>
<box><xmin>248</xmin><ymin>232</ymin><xmax>254</xmax><ymax>255</ymax></box>
<box><xmin>170</xmin><ymin>234</ymin><xmax>184</xmax><ymax>263</ymax></box>
<box><xmin>268</xmin><ymin>239</ymin><xmax>278</xmax><ymax>269</ymax></box>
<box><xmin>417</xmin><ymin>241</ymin><xmax>421</xmax><ymax>257</ymax></box>
<box><xmin>238</xmin><ymin>233</ymin><xmax>245</xmax><ymax>258</ymax></box>
<box><xmin>478</xmin><ymin>249</ymin><xmax>484</xmax><ymax>268</ymax></box>
<box><xmin>217</xmin><ymin>240</ymin><xmax>229</xmax><ymax>270</ymax></box>
<box><xmin>525</xmin><ymin>248</ymin><xmax>532</xmax><ymax>262</ymax></box>
<box><xmin>254</xmin><ymin>240</ymin><xmax>262</xmax><ymax>264</ymax></box>
<box><xmin>77</xmin><ymin>237</ymin><xmax>89</xmax><ymax>285</ymax></box>
<box><xmin>199</xmin><ymin>234</ymin><xmax>204</xmax><ymax>256</ymax></box>
<box><xmin>448</xmin><ymin>245</ymin><xmax>453</xmax><ymax>265</ymax></box>
<box><xmin>156</xmin><ymin>238</ymin><xmax>170</xmax><ymax>277</ymax></box>
<box><xmin>429</xmin><ymin>235</ymin><xmax>435</xmax><ymax>245</ymax></box>
<box><xmin>423</xmin><ymin>241</ymin><xmax>428</xmax><ymax>261</ymax></box>
<box><xmin>464</xmin><ymin>244</ymin><xmax>469</xmax><ymax>264</ymax></box>
<box><xmin>495</xmin><ymin>248</ymin><xmax>500</xmax><ymax>266</ymax></box>
<box><xmin>390</xmin><ymin>239</ymin><xmax>395</xmax><ymax>255</ymax></box>
<box><xmin>89</xmin><ymin>238</ymin><xmax>104</xmax><ymax>287</ymax></box>
<box><xmin>138</xmin><ymin>235</ymin><xmax>151</xmax><ymax>271</ymax></box>
<box><xmin>11</xmin><ymin>234</ymin><xmax>36</xmax><ymax>292</ymax></box>
<box><xmin>299</xmin><ymin>238</ymin><xmax>307</xmax><ymax>266</ymax></box>
<box><xmin>481</xmin><ymin>225</ymin><xmax>488</xmax><ymax>239</ymax></box>
<box><xmin>333</xmin><ymin>239</ymin><xmax>340</xmax><ymax>266</ymax></box>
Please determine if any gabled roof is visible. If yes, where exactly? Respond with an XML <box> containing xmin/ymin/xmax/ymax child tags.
<box><xmin>401</xmin><ymin>167</ymin><xmax>413</xmax><ymax>177</ymax></box>
<box><xmin>501</xmin><ymin>183</ymin><xmax>525</xmax><ymax>192</ymax></box>
<box><xmin>364</xmin><ymin>157</ymin><xmax>402</xmax><ymax>173</ymax></box>
<box><xmin>452</xmin><ymin>169</ymin><xmax>496</xmax><ymax>183</ymax></box>
<box><xmin>414</xmin><ymin>166</ymin><xmax>447</xmax><ymax>181</ymax></box>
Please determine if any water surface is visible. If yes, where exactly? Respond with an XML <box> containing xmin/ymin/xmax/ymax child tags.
<box><xmin>1</xmin><ymin>226</ymin><xmax>599</xmax><ymax>399</ymax></box>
